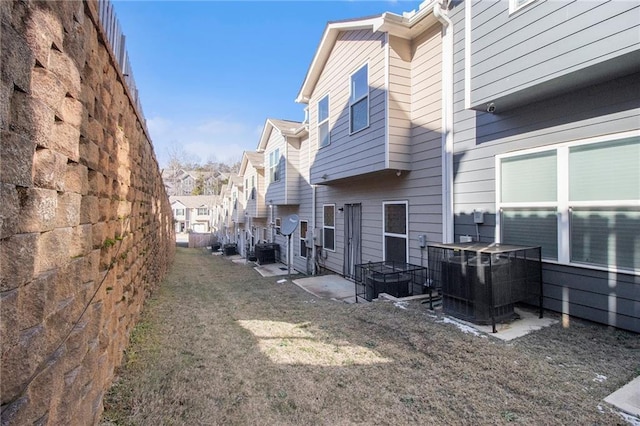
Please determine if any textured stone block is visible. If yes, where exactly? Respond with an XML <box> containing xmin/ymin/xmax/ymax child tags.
<box><xmin>79</xmin><ymin>137</ymin><xmax>99</xmax><ymax>171</ymax></box>
<box><xmin>50</xmin><ymin>120</ymin><xmax>80</xmax><ymax>162</ymax></box>
<box><xmin>83</xmin><ymin>249</ymin><xmax>101</xmax><ymax>283</ymax></box>
<box><xmin>30</xmin><ymin>67</ymin><xmax>66</xmax><ymax>112</ymax></box>
<box><xmin>17</xmin><ymin>187</ymin><xmax>58</xmax><ymax>233</ymax></box>
<box><xmin>69</xmin><ymin>224</ymin><xmax>92</xmax><ymax>258</ymax></box>
<box><xmin>1</xmin><ymin>289</ymin><xmax>19</xmax><ymax>348</ymax></box>
<box><xmin>56</xmin><ymin>192</ymin><xmax>81</xmax><ymax>228</ymax></box>
<box><xmin>1</xmin><ymin>20</ymin><xmax>33</xmax><ymax>93</ymax></box>
<box><xmin>48</xmin><ymin>49</ymin><xmax>81</xmax><ymax>100</ymax></box>
<box><xmin>9</xmin><ymin>90</ymin><xmax>55</xmax><ymax>145</ymax></box>
<box><xmin>33</xmin><ymin>148</ymin><xmax>67</xmax><ymax>191</ymax></box>
<box><xmin>79</xmin><ymin>195</ymin><xmax>99</xmax><ymax>224</ymax></box>
<box><xmin>34</xmin><ymin>227</ymin><xmax>73</xmax><ymax>274</ymax></box>
<box><xmin>64</xmin><ymin>161</ymin><xmax>88</xmax><ymax>195</ymax></box>
<box><xmin>1</xmin><ymin>131</ymin><xmax>36</xmax><ymax>188</ymax></box>
<box><xmin>58</xmin><ymin>95</ymin><xmax>83</xmax><ymax>128</ymax></box>
<box><xmin>24</xmin><ymin>7</ymin><xmax>64</xmax><ymax>70</ymax></box>
<box><xmin>98</xmin><ymin>197</ymin><xmax>110</xmax><ymax>222</ymax></box>
<box><xmin>0</xmin><ymin>183</ymin><xmax>20</xmax><ymax>239</ymax></box>
<box><xmin>0</xmin><ymin>232</ymin><xmax>37</xmax><ymax>291</ymax></box>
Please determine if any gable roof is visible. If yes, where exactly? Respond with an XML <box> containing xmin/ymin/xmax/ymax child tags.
<box><xmin>257</xmin><ymin>118</ymin><xmax>307</xmax><ymax>151</ymax></box>
<box><xmin>295</xmin><ymin>1</ymin><xmax>440</xmax><ymax>104</ymax></box>
<box><xmin>169</xmin><ymin>195</ymin><xmax>218</xmax><ymax>209</ymax></box>
<box><xmin>239</xmin><ymin>151</ymin><xmax>265</xmax><ymax>176</ymax></box>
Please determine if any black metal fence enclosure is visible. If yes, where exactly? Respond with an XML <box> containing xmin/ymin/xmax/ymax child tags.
<box><xmin>427</xmin><ymin>243</ymin><xmax>543</xmax><ymax>332</ymax></box>
<box><xmin>354</xmin><ymin>261</ymin><xmax>429</xmax><ymax>302</ymax></box>
<box><xmin>254</xmin><ymin>243</ymin><xmax>280</xmax><ymax>265</ymax></box>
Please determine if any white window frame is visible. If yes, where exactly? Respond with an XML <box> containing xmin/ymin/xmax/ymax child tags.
<box><xmin>269</xmin><ymin>148</ymin><xmax>280</xmax><ymax>183</ymax></box>
<box><xmin>175</xmin><ymin>208</ymin><xmax>185</xmax><ymax>217</ymax></box>
<box><xmin>509</xmin><ymin>0</ymin><xmax>537</xmax><ymax>14</ymax></box>
<box><xmin>349</xmin><ymin>63</ymin><xmax>369</xmax><ymax>134</ymax></box>
<box><xmin>323</xmin><ymin>204</ymin><xmax>336</xmax><ymax>252</ymax></box>
<box><xmin>299</xmin><ymin>220</ymin><xmax>308</xmax><ymax>258</ymax></box>
<box><xmin>197</xmin><ymin>207</ymin><xmax>209</xmax><ymax>216</ymax></box>
<box><xmin>496</xmin><ymin>130</ymin><xmax>640</xmax><ymax>274</ymax></box>
<box><xmin>382</xmin><ymin>201</ymin><xmax>409</xmax><ymax>264</ymax></box>
<box><xmin>275</xmin><ymin>217</ymin><xmax>281</xmax><ymax>235</ymax></box>
<box><xmin>318</xmin><ymin>94</ymin><xmax>330</xmax><ymax>148</ymax></box>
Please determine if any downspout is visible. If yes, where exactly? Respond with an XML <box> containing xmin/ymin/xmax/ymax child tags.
<box><xmin>311</xmin><ymin>184</ymin><xmax>317</xmax><ymax>275</ymax></box>
<box><xmin>433</xmin><ymin>0</ymin><xmax>454</xmax><ymax>244</ymax></box>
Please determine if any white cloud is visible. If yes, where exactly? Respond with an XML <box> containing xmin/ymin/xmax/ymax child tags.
<box><xmin>147</xmin><ymin>115</ymin><xmax>260</xmax><ymax>167</ymax></box>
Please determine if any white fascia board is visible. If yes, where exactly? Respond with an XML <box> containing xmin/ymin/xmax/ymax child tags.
<box><xmin>257</xmin><ymin>119</ymin><xmax>275</xmax><ymax>152</ymax></box>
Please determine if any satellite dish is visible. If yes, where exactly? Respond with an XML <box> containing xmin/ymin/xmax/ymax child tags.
<box><xmin>281</xmin><ymin>214</ymin><xmax>299</xmax><ymax>236</ymax></box>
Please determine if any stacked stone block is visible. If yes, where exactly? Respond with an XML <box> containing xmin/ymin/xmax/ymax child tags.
<box><xmin>1</xmin><ymin>1</ymin><xmax>175</xmax><ymax>424</ymax></box>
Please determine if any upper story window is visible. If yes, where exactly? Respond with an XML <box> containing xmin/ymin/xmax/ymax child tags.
<box><xmin>251</xmin><ymin>176</ymin><xmax>255</xmax><ymax>200</ymax></box>
<box><xmin>175</xmin><ymin>208</ymin><xmax>185</xmax><ymax>217</ymax></box>
<box><xmin>350</xmin><ymin>64</ymin><xmax>369</xmax><ymax>134</ymax></box>
<box><xmin>269</xmin><ymin>148</ymin><xmax>280</xmax><ymax>182</ymax></box>
<box><xmin>497</xmin><ymin>133</ymin><xmax>639</xmax><ymax>272</ymax></box>
<box><xmin>245</xmin><ymin>178</ymin><xmax>249</xmax><ymax>201</ymax></box>
<box><xmin>318</xmin><ymin>95</ymin><xmax>330</xmax><ymax>148</ymax></box>
<box><xmin>197</xmin><ymin>207</ymin><xmax>209</xmax><ymax>216</ymax></box>
<box><xmin>509</xmin><ymin>0</ymin><xmax>537</xmax><ymax>14</ymax></box>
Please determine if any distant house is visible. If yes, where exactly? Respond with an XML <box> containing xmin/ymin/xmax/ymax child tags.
<box><xmin>446</xmin><ymin>0</ymin><xmax>639</xmax><ymax>332</ymax></box>
<box><xmin>169</xmin><ymin>195</ymin><xmax>218</xmax><ymax>233</ymax></box>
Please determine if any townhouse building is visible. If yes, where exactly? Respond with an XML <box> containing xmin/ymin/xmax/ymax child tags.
<box><xmin>222</xmin><ymin>0</ymin><xmax>638</xmax><ymax>332</ymax></box>
<box><xmin>443</xmin><ymin>0</ymin><xmax>639</xmax><ymax>332</ymax></box>
<box><xmin>295</xmin><ymin>3</ymin><xmax>450</xmax><ymax>279</ymax></box>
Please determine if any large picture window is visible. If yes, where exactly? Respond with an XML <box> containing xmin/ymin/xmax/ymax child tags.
<box><xmin>350</xmin><ymin>64</ymin><xmax>368</xmax><ymax>133</ymax></box>
<box><xmin>323</xmin><ymin>205</ymin><xmax>335</xmax><ymax>251</ymax></box>
<box><xmin>383</xmin><ymin>201</ymin><xmax>408</xmax><ymax>264</ymax></box>
<box><xmin>497</xmin><ymin>133</ymin><xmax>639</xmax><ymax>271</ymax></box>
<box><xmin>318</xmin><ymin>95</ymin><xmax>330</xmax><ymax>148</ymax></box>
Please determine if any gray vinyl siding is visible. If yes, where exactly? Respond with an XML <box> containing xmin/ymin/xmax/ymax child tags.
<box><xmin>308</xmin><ymin>30</ymin><xmax>388</xmax><ymax>184</ymax></box>
<box><xmin>468</xmin><ymin>1</ymin><xmax>640</xmax><ymax>110</ymax></box>
<box><xmin>312</xmin><ymin>27</ymin><xmax>443</xmax><ymax>276</ymax></box>
<box><xmin>450</xmin><ymin>0</ymin><xmax>640</xmax><ymax>332</ymax></box>
<box><xmin>264</xmin><ymin>129</ymin><xmax>286</xmax><ymax>204</ymax></box>
<box><xmin>388</xmin><ymin>36</ymin><xmax>412</xmax><ymax>170</ymax></box>
<box><xmin>285</xmin><ymin>137</ymin><xmax>301</xmax><ymax>204</ymax></box>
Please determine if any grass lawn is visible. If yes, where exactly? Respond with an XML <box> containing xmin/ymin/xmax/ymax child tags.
<box><xmin>101</xmin><ymin>247</ymin><xmax>639</xmax><ymax>425</ymax></box>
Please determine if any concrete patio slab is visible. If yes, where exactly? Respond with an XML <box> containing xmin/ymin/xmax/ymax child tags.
<box><xmin>292</xmin><ymin>275</ymin><xmax>363</xmax><ymax>303</ymax></box>
<box><xmin>450</xmin><ymin>306</ymin><xmax>559</xmax><ymax>341</ymax></box>
<box><xmin>605</xmin><ymin>375</ymin><xmax>640</xmax><ymax>418</ymax></box>
<box><xmin>255</xmin><ymin>262</ymin><xmax>297</xmax><ymax>278</ymax></box>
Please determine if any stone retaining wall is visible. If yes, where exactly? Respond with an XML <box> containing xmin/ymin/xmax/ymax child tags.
<box><xmin>1</xmin><ymin>1</ymin><xmax>175</xmax><ymax>423</ymax></box>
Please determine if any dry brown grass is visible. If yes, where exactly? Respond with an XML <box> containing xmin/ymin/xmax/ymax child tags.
<box><xmin>101</xmin><ymin>247</ymin><xmax>639</xmax><ymax>425</ymax></box>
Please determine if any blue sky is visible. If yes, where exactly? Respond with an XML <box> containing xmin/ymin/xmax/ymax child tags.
<box><xmin>112</xmin><ymin>1</ymin><xmax>424</xmax><ymax>168</ymax></box>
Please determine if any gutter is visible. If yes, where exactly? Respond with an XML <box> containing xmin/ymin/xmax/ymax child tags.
<box><xmin>433</xmin><ymin>0</ymin><xmax>454</xmax><ymax>244</ymax></box>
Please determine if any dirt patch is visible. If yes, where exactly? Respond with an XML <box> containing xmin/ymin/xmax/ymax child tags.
<box><xmin>101</xmin><ymin>247</ymin><xmax>639</xmax><ymax>425</ymax></box>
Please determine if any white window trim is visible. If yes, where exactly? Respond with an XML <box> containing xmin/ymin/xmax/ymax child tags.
<box><xmin>382</xmin><ymin>200</ymin><xmax>409</xmax><ymax>264</ymax></box>
<box><xmin>496</xmin><ymin>130</ymin><xmax>640</xmax><ymax>274</ymax></box>
<box><xmin>269</xmin><ymin>148</ymin><xmax>280</xmax><ymax>183</ymax></box>
<box><xmin>275</xmin><ymin>217</ymin><xmax>281</xmax><ymax>235</ymax></box>
<box><xmin>323</xmin><ymin>204</ymin><xmax>336</xmax><ymax>252</ymax></box>
<box><xmin>299</xmin><ymin>220</ymin><xmax>308</xmax><ymax>258</ymax></box>
<box><xmin>349</xmin><ymin>63</ymin><xmax>370</xmax><ymax>135</ymax></box>
<box><xmin>318</xmin><ymin>94</ymin><xmax>330</xmax><ymax>148</ymax></box>
<box><xmin>509</xmin><ymin>0</ymin><xmax>537</xmax><ymax>15</ymax></box>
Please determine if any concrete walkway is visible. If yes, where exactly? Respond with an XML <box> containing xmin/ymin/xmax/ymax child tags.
<box><xmin>292</xmin><ymin>275</ymin><xmax>365</xmax><ymax>303</ymax></box>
